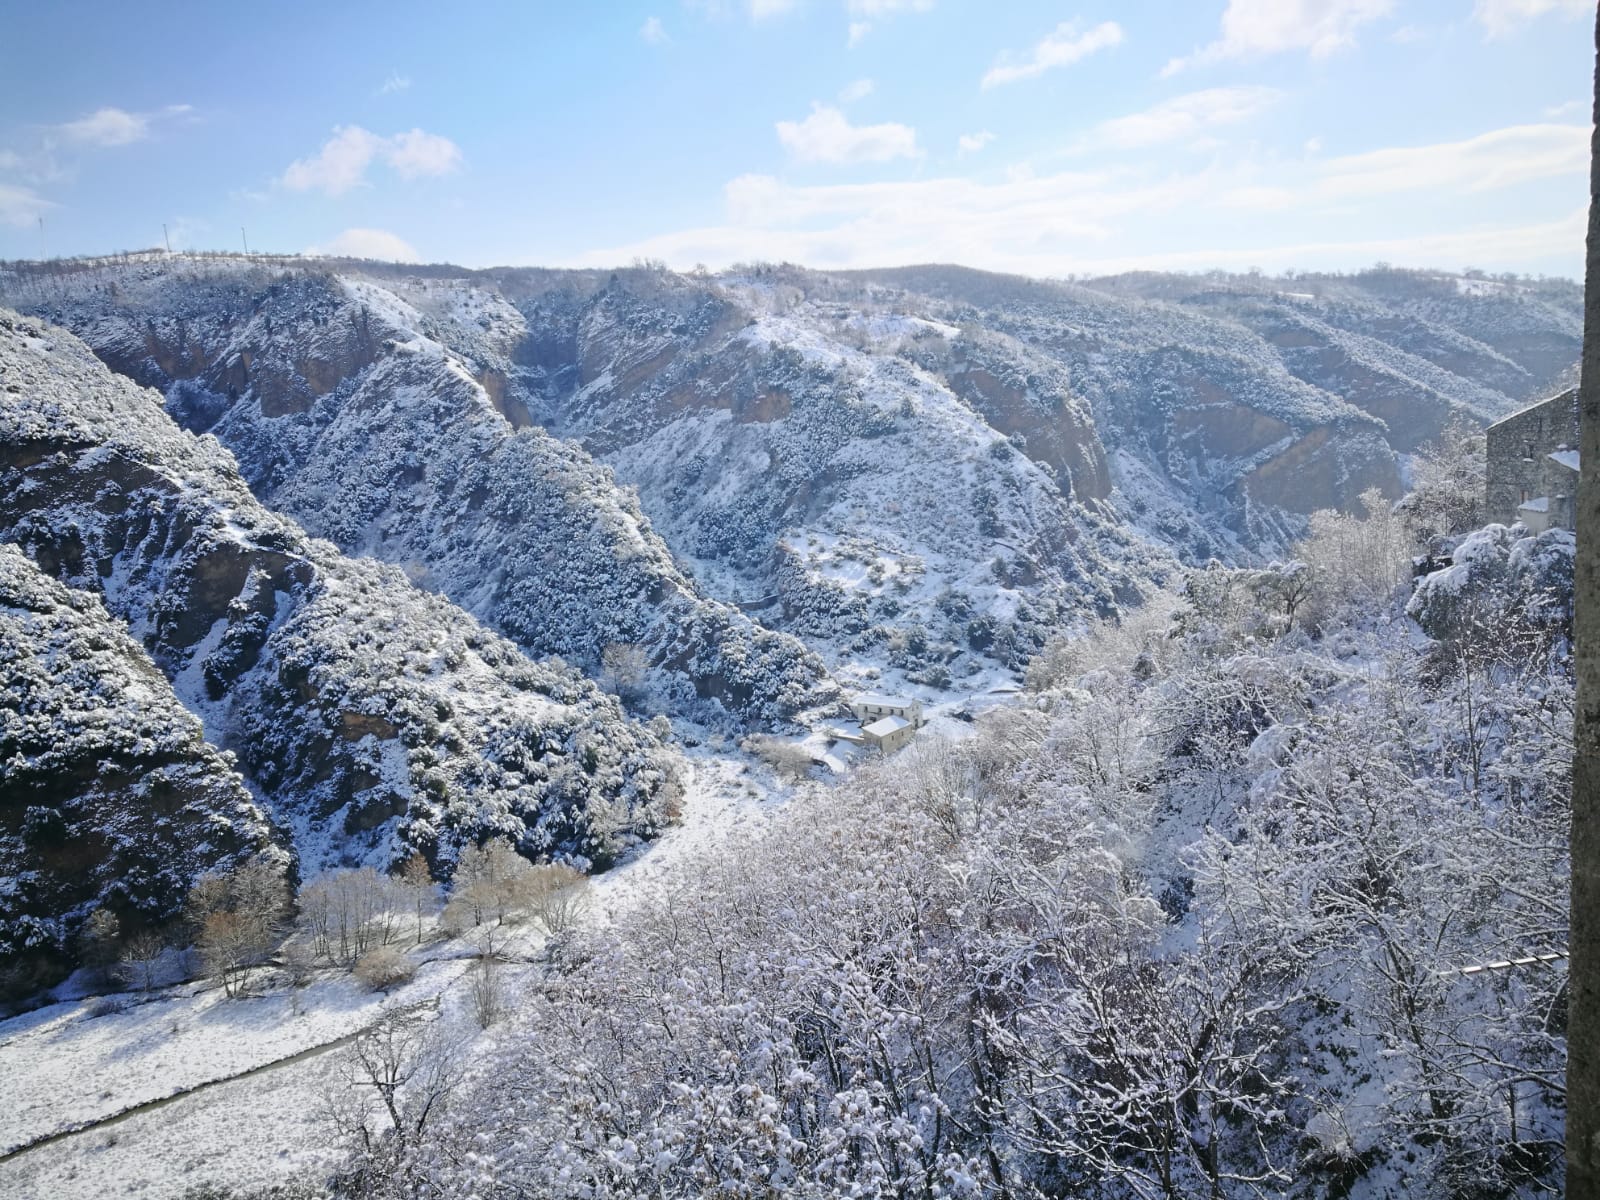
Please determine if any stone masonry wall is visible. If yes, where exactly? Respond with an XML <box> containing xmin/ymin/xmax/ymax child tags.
<box><xmin>1485</xmin><ymin>387</ymin><xmax>1579</xmax><ymax>526</ymax></box>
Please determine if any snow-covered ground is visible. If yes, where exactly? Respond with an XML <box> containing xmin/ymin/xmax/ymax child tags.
<box><xmin>0</xmin><ymin>960</ymin><xmax>469</xmax><ymax>1158</ymax></box>
<box><xmin>591</xmin><ymin>749</ymin><xmax>791</xmax><ymax>913</ymax></box>
<box><xmin>0</xmin><ymin>745</ymin><xmax>830</xmax><ymax>1197</ymax></box>
<box><xmin>0</xmin><ymin>720</ymin><xmax>1017</xmax><ymax>1198</ymax></box>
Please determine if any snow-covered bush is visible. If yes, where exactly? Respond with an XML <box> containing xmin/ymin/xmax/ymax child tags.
<box><xmin>1293</xmin><ymin>487</ymin><xmax>1412</xmax><ymax>631</ymax></box>
<box><xmin>1408</xmin><ymin>523</ymin><xmax>1573</xmax><ymax>654</ymax></box>
<box><xmin>352</xmin><ymin>946</ymin><xmax>415</xmax><ymax>992</ymax></box>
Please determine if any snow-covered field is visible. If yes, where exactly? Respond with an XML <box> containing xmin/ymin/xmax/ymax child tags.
<box><xmin>0</xmin><ymin>961</ymin><xmax>468</xmax><ymax>1158</ymax></box>
<box><xmin>0</xmin><ymin>748</ymin><xmax>806</xmax><ymax>1198</ymax></box>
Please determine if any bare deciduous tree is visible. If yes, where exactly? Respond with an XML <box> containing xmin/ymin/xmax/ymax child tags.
<box><xmin>396</xmin><ymin>853</ymin><xmax>437</xmax><ymax>946</ymax></box>
<box><xmin>116</xmin><ymin>930</ymin><xmax>166</xmax><ymax>995</ymax></box>
<box><xmin>469</xmin><ymin>953</ymin><xmax>501</xmax><ymax>1029</ymax></box>
<box><xmin>187</xmin><ymin>856</ymin><xmax>289</xmax><ymax>998</ymax></box>
<box><xmin>325</xmin><ymin>1018</ymin><xmax>464</xmax><ymax>1190</ymax></box>
<box><xmin>298</xmin><ymin>867</ymin><xmax>404</xmax><ymax>967</ymax></box>
<box><xmin>517</xmin><ymin>863</ymin><xmax>589</xmax><ymax>934</ymax></box>
<box><xmin>441</xmin><ymin>837</ymin><xmax>532</xmax><ymax>931</ymax></box>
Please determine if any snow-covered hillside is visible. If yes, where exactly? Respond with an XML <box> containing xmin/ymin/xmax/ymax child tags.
<box><xmin>0</xmin><ymin>310</ymin><xmax>686</xmax><ymax>985</ymax></box>
<box><xmin>847</xmin><ymin>264</ymin><xmax>1579</xmax><ymax>554</ymax></box>
<box><xmin>0</xmin><ymin>544</ymin><xmax>278</xmax><ymax>1001</ymax></box>
<box><xmin>0</xmin><ymin>248</ymin><xmax>1580</xmax><ymax>1198</ymax></box>
<box><xmin>5</xmin><ymin>257</ymin><xmax>1574</xmax><ymax>697</ymax></box>
<box><xmin>1</xmin><ymin>263</ymin><xmax>836</xmax><ymax>728</ymax></box>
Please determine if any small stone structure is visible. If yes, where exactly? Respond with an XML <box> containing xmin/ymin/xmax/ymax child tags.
<box><xmin>1485</xmin><ymin>388</ymin><xmax>1579</xmax><ymax>532</ymax></box>
<box><xmin>862</xmin><ymin>714</ymin><xmax>916</xmax><ymax>753</ymax></box>
<box><xmin>850</xmin><ymin>694</ymin><xmax>923</xmax><ymax>725</ymax></box>
<box><xmin>827</xmin><ymin>693</ymin><xmax>924</xmax><ymax>755</ymax></box>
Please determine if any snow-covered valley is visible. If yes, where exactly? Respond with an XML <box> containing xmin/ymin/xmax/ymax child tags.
<box><xmin>0</xmin><ymin>255</ymin><xmax>1581</xmax><ymax>1199</ymax></box>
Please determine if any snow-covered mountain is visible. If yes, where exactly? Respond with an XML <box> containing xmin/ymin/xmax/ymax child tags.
<box><xmin>4</xmin><ymin>256</ymin><xmax>1574</xmax><ymax>697</ymax></box>
<box><xmin>0</xmin><ymin>255</ymin><xmax>1579</xmax><ymax>997</ymax></box>
<box><xmin>846</xmin><ymin>264</ymin><xmax>1580</xmax><ymax>555</ymax></box>
<box><xmin>0</xmin><ymin>543</ymin><xmax>279</xmax><ymax>1001</ymax></box>
<box><xmin>2</xmin><ymin>264</ymin><xmax>835</xmax><ymax>726</ymax></box>
<box><xmin>0</xmin><ymin>309</ymin><xmax>686</xmax><ymax>985</ymax></box>
<box><xmin>0</xmin><ymin>251</ymin><xmax>1581</xmax><ymax>1195</ymax></box>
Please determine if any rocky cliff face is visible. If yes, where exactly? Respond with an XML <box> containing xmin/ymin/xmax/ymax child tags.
<box><xmin>847</xmin><ymin>264</ymin><xmax>1580</xmax><ymax>557</ymax></box>
<box><xmin>0</xmin><ymin>544</ymin><xmax>279</xmax><ymax>1000</ymax></box>
<box><xmin>0</xmin><ymin>310</ymin><xmax>683</xmax><ymax>884</ymax></box>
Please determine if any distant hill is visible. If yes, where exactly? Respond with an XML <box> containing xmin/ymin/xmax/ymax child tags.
<box><xmin>1</xmin><ymin>255</ymin><xmax>1578</xmax><ymax>688</ymax></box>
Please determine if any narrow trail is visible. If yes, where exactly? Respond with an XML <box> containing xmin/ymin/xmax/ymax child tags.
<box><xmin>0</xmin><ymin>995</ymin><xmax>440</xmax><ymax>1166</ymax></box>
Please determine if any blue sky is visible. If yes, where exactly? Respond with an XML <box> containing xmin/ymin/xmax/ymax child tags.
<box><xmin>0</xmin><ymin>0</ymin><xmax>1592</xmax><ymax>277</ymax></box>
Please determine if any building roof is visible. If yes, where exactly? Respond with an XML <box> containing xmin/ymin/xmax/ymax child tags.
<box><xmin>863</xmin><ymin>715</ymin><xmax>912</xmax><ymax>738</ymax></box>
<box><xmin>1549</xmin><ymin>448</ymin><xmax>1579</xmax><ymax>471</ymax></box>
<box><xmin>1486</xmin><ymin>386</ymin><xmax>1578</xmax><ymax>432</ymax></box>
<box><xmin>855</xmin><ymin>693</ymin><xmax>917</xmax><ymax>709</ymax></box>
<box><xmin>1519</xmin><ymin>497</ymin><xmax>1550</xmax><ymax>513</ymax></box>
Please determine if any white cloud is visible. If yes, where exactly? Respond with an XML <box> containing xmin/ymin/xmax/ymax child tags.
<box><xmin>1087</xmin><ymin>86</ymin><xmax>1281</xmax><ymax>150</ymax></box>
<box><xmin>310</xmin><ymin>227</ymin><xmax>422</xmax><ymax>262</ymax></box>
<box><xmin>282</xmin><ymin>126</ymin><xmax>384</xmax><ymax>195</ymax></box>
<box><xmin>560</xmin><ymin>121</ymin><xmax>1587</xmax><ymax>279</ymax></box>
<box><xmin>52</xmin><ymin>103</ymin><xmax>194</xmax><ymax>149</ymax></box>
<box><xmin>776</xmin><ymin>104</ymin><xmax>918</xmax><ymax>164</ymax></box>
<box><xmin>1164</xmin><ymin>0</ymin><xmax>1392</xmax><ymax>75</ymax></box>
<box><xmin>60</xmin><ymin>107</ymin><xmax>149</xmax><ymax>147</ymax></box>
<box><xmin>981</xmin><ymin>21</ymin><xmax>1123</xmax><ymax>89</ymax></box>
<box><xmin>1474</xmin><ymin>0</ymin><xmax>1591</xmax><ymax>37</ymax></box>
<box><xmin>1545</xmin><ymin>99</ymin><xmax>1586</xmax><ymax>118</ymax></box>
<box><xmin>957</xmin><ymin>130</ymin><xmax>995</xmax><ymax>154</ymax></box>
<box><xmin>386</xmin><ymin>128</ymin><xmax>464</xmax><ymax>178</ymax></box>
<box><xmin>1308</xmin><ymin>122</ymin><xmax>1587</xmax><ymax>202</ymax></box>
<box><xmin>0</xmin><ymin>182</ymin><xmax>51</xmax><ymax>228</ymax></box>
<box><xmin>640</xmin><ymin>15</ymin><xmax>668</xmax><ymax>42</ymax></box>
<box><xmin>847</xmin><ymin>20</ymin><xmax>872</xmax><ymax>45</ymax></box>
<box><xmin>748</xmin><ymin>0</ymin><xmax>798</xmax><ymax>18</ymax></box>
<box><xmin>838</xmin><ymin>78</ymin><xmax>875</xmax><ymax>103</ymax></box>
<box><xmin>377</xmin><ymin>73</ymin><xmax>412</xmax><ymax>95</ymax></box>
<box><xmin>280</xmin><ymin>126</ymin><xmax>462</xmax><ymax>195</ymax></box>
<box><xmin>1065</xmin><ymin>208</ymin><xmax>1589</xmax><ymax>277</ymax></box>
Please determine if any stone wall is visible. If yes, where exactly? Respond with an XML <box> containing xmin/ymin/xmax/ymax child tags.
<box><xmin>1485</xmin><ymin>387</ymin><xmax>1579</xmax><ymax>526</ymax></box>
